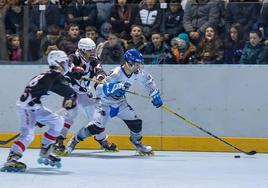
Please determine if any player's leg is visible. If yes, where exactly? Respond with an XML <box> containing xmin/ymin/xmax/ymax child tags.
<box><xmin>119</xmin><ymin>103</ymin><xmax>154</xmax><ymax>155</ymax></box>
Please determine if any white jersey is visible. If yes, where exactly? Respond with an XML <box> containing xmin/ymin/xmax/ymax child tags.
<box><xmin>97</xmin><ymin>66</ymin><xmax>158</xmax><ymax>104</ymax></box>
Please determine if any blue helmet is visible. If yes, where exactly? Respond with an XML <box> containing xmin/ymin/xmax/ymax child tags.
<box><xmin>124</xmin><ymin>49</ymin><xmax>144</xmax><ymax>64</ymax></box>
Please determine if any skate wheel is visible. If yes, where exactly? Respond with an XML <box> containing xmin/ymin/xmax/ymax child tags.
<box><xmin>55</xmin><ymin>162</ymin><xmax>62</xmax><ymax>168</ymax></box>
<box><xmin>37</xmin><ymin>158</ymin><xmax>43</xmax><ymax>164</ymax></box>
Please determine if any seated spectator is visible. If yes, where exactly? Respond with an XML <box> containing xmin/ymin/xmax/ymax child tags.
<box><xmin>143</xmin><ymin>31</ymin><xmax>172</xmax><ymax>64</ymax></box>
<box><xmin>223</xmin><ymin>23</ymin><xmax>245</xmax><ymax>64</ymax></box>
<box><xmin>126</xmin><ymin>24</ymin><xmax>147</xmax><ymax>52</ymax></box>
<box><xmin>258</xmin><ymin>0</ymin><xmax>268</xmax><ymax>39</ymax></box>
<box><xmin>134</xmin><ymin>0</ymin><xmax>163</xmax><ymax>40</ymax></box>
<box><xmin>110</xmin><ymin>0</ymin><xmax>138</xmax><ymax>40</ymax></box>
<box><xmin>170</xmin><ymin>33</ymin><xmax>197</xmax><ymax>64</ymax></box>
<box><xmin>160</xmin><ymin>0</ymin><xmax>184</xmax><ymax>43</ymax></box>
<box><xmin>196</xmin><ymin>26</ymin><xmax>224</xmax><ymax>64</ymax></box>
<box><xmin>84</xmin><ymin>25</ymin><xmax>103</xmax><ymax>45</ymax></box>
<box><xmin>58</xmin><ymin>23</ymin><xmax>81</xmax><ymax>54</ymax></box>
<box><xmin>239</xmin><ymin>30</ymin><xmax>266</xmax><ymax>64</ymax></box>
<box><xmin>7</xmin><ymin>34</ymin><xmax>22</xmax><ymax>63</ymax></box>
<box><xmin>183</xmin><ymin>0</ymin><xmax>220</xmax><ymax>45</ymax></box>
<box><xmin>260</xmin><ymin>45</ymin><xmax>268</xmax><ymax>64</ymax></box>
<box><xmin>66</xmin><ymin>0</ymin><xmax>97</xmax><ymax>30</ymax></box>
<box><xmin>99</xmin><ymin>32</ymin><xmax>124</xmax><ymax>64</ymax></box>
<box><xmin>98</xmin><ymin>21</ymin><xmax>113</xmax><ymax>43</ymax></box>
<box><xmin>225</xmin><ymin>0</ymin><xmax>261</xmax><ymax>36</ymax></box>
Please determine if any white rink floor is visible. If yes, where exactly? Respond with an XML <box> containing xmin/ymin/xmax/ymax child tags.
<box><xmin>0</xmin><ymin>148</ymin><xmax>267</xmax><ymax>188</ymax></box>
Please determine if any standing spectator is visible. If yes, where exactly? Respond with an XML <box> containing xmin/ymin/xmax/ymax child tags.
<box><xmin>143</xmin><ymin>31</ymin><xmax>172</xmax><ymax>64</ymax></box>
<box><xmin>223</xmin><ymin>23</ymin><xmax>245</xmax><ymax>64</ymax></box>
<box><xmin>95</xmin><ymin>0</ymin><xmax>114</xmax><ymax>27</ymax></box>
<box><xmin>183</xmin><ymin>0</ymin><xmax>220</xmax><ymax>45</ymax></box>
<box><xmin>28</xmin><ymin>0</ymin><xmax>62</xmax><ymax>61</ymax></box>
<box><xmin>134</xmin><ymin>0</ymin><xmax>163</xmax><ymax>40</ymax></box>
<box><xmin>58</xmin><ymin>23</ymin><xmax>81</xmax><ymax>55</ymax></box>
<box><xmin>5</xmin><ymin>0</ymin><xmax>23</xmax><ymax>36</ymax></box>
<box><xmin>225</xmin><ymin>0</ymin><xmax>261</xmax><ymax>36</ymax></box>
<box><xmin>7</xmin><ymin>34</ymin><xmax>22</xmax><ymax>63</ymax></box>
<box><xmin>126</xmin><ymin>24</ymin><xmax>147</xmax><ymax>52</ymax></box>
<box><xmin>239</xmin><ymin>30</ymin><xmax>266</xmax><ymax>64</ymax></box>
<box><xmin>99</xmin><ymin>32</ymin><xmax>125</xmax><ymax>64</ymax></box>
<box><xmin>0</xmin><ymin>0</ymin><xmax>9</xmax><ymax>61</ymax></box>
<box><xmin>170</xmin><ymin>33</ymin><xmax>197</xmax><ymax>64</ymax></box>
<box><xmin>66</xmin><ymin>0</ymin><xmax>97</xmax><ymax>30</ymax></box>
<box><xmin>110</xmin><ymin>0</ymin><xmax>138</xmax><ymax>40</ymax></box>
<box><xmin>160</xmin><ymin>0</ymin><xmax>184</xmax><ymax>43</ymax></box>
<box><xmin>196</xmin><ymin>26</ymin><xmax>224</xmax><ymax>64</ymax></box>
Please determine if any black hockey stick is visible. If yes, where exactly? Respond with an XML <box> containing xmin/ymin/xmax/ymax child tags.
<box><xmin>0</xmin><ymin>133</ymin><xmax>20</xmax><ymax>145</ymax></box>
<box><xmin>126</xmin><ymin>90</ymin><xmax>257</xmax><ymax>156</ymax></box>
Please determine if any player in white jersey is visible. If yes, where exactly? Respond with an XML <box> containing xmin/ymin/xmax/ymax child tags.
<box><xmin>52</xmin><ymin>38</ymin><xmax>117</xmax><ymax>155</ymax></box>
<box><xmin>65</xmin><ymin>48</ymin><xmax>163</xmax><ymax>155</ymax></box>
<box><xmin>1</xmin><ymin>50</ymin><xmax>77</xmax><ymax>172</ymax></box>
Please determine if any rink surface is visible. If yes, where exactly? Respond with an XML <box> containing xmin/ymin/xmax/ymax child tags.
<box><xmin>0</xmin><ymin>148</ymin><xmax>267</xmax><ymax>188</ymax></box>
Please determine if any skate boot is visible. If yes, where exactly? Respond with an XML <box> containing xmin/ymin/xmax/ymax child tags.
<box><xmin>37</xmin><ymin>144</ymin><xmax>62</xmax><ymax>168</ymax></box>
<box><xmin>130</xmin><ymin>137</ymin><xmax>154</xmax><ymax>156</ymax></box>
<box><xmin>53</xmin><ymin>136</ymin><xmax>66</xmax><ymax>156</ymax></box>
<box><xmin>1</xmin><ymin>151</ymin><xmax>27</xmax><ymax>172</ymax></box>
<box><xmin>94</xmin><ymin>136</ymin><xmax>119</xmax><ymax>152</ymax></box>
<box><xmin>65</xmin><ymin>136</ymin><xmax>80</xmax><ymax>155</ymax></box>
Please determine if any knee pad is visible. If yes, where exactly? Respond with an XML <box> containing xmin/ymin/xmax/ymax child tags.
<box><xmin>86</xmin><ymin>123</ymin><xmax>105</xmax><ymax>135</ymax></box>
<box><xmin>123</xmin><ymin>119</ymin><xmax>142</xmax><ymax>133</ymax></box>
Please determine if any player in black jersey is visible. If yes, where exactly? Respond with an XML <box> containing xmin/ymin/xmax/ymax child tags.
<box><xmin>53</xmin><ymin>38</ymin><xmax>118</xmax><ymax>155</ymax></box>
<box><xmin>1</xmin><ymin>50</ymin><xmax>77</xmax><ymax>172</ymax></box>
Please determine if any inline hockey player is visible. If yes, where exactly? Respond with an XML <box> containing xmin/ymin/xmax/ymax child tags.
<box><xmin>65</xmin><ymin>48</ymin><xmax>163</xmax><ymax>155</ymax></box>
<box><xmin>1</xmin><ymin>50</ymin><xmax>77</xmax><ymax>172</ymax></box>
<box><xmin>53</xmin><ymin>38</ymin><xmax>118</xmax><ymax>155</ymax></box>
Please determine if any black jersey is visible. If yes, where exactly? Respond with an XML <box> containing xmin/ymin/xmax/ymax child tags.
<box><xmin>19</xmin><ymin>69</ymin><xmax>75</xmax><ymax>107</ymax></box>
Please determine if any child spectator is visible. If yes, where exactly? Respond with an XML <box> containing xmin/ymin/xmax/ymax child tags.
<box><xmin>126</xmin><ymin>24</ymin><xmax>147</xmax><ymax>52</ymax></box>
<box><xmin>84</xmin><ymin>25</ymin><xmax>102</xmax><ymax>45</ymax></box>
<box><xmin>58</xmin><ymin>23</ymin><xmax>81</xmax><ymax>54</ymax></box>
<box><xmin>160</xmin><ymin>0</ymin><xmax>184</xmax><ymax>43</ymax></box>
<box><xmin>7</xmin><ymin>34</ymin><xmax>22</xmax><ymax>63</ymax></box>
<box><xmin>170</xmin><ymin>33</ymin><xmax>197</xmax><ymax>64</ymax></box>
<box><xmin>143</xmin><ymin>31</ymin><xmax>172</xmax><ymax>64</ymax></box>
<box><xmin>196</xmin><ymin>26</ymin><xmax>224</xmax><ymax>64</ymax></box>
<box><xmin>239</xmin><ymin>30</ymin><xmax>266</xmax><ymax>64</ymax></box>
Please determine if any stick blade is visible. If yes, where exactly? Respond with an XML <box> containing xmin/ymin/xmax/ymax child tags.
<box><xmin>246</xmin><ymin>150</ymin><xmax>257</xmax><ymax>155</ymax></box>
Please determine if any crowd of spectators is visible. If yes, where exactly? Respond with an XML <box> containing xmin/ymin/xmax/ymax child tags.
<box><xmin>0</xmin><ymin>0</ymin><xmax>267</xmax><ymax>64</ymax></box>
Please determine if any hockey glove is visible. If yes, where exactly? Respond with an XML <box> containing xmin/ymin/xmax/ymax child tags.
<box><xmin>150</xmin><ymin>89</ymin><xmax>163</xmax><ymax>108</ymax></box>
<box><xmin>71</xmin><ymin>66</ymin><xmax>85</xmax><ymax>80</ymax></box>
<box><xmin>63</xmin><ymin>94</ymin><xmax>77</xmax><ymax>110</ymax></box>
<box><xmin>102</xmin><ymin>82</ymin><xmax>126</xmax><ymax>97</ymax></box>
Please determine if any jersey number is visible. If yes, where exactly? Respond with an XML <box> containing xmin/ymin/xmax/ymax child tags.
<box><xmin>28</xmin><ymin>74</ymin><xmax>45</xmax><ymax>87</ymax></box>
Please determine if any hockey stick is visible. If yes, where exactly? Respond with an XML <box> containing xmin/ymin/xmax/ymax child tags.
<box><xmin>82</xmin><ymin>77</ymin><xmax>257</xmax><ymax>155</ymax></box>
<box><xmin>126</xmin><ymin>90</ymin><xmax>257</xmax><ymax>155</ymax></box>
<box><xmin>0</xmin><ymin>133</ymin><xmax>20</xmax><ymax>145</ymax></box>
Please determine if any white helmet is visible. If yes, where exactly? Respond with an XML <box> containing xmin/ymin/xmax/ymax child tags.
<box><xmin>78</xmin><ymin>38</ymin><xmax>96</xmax><ymax>52</ymax></box>
<box><xmin>78</xmin><ymin>38</ymin><xmax>96</xmax><ymax>62</ymax></box>
<box><xmin>47</xmin><ymin>50</ymin><xmax>69</xmax><ymax>74</ymax></box>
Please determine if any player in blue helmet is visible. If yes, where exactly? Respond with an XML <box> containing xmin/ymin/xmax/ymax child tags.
<box><xmin>65</xmin><ymin>48</ymin><xmax>163</xmax><ymax>156</ymax></box>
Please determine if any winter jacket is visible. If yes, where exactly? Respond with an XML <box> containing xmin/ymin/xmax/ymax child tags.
<box><xmin>239</xmin><ymin>42</ymin><xmax>266</xmax><ymax>64</ymax></box>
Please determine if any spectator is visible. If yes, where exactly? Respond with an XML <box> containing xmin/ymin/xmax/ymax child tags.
<box><xmin>239</xmin><ymin>30</ymin><xmax>266</xmax><ymax>64</ymax></box>
<box><xmin>110</xmin><ymin>0</ymin><xmax>138</xmax><ymax>40</ymax></box>
<box><xmin>225</xmin><ymin>0</ymin><xmax>261</xmax><ymax>36</ymax></box>
<box><xmin>143</xmin><ymin>31</ymin><xmax>172</xmax><ymax>64</ymax></box>
<box><xmin>258</xmin><ymin>0</ymin><xmax>268</xmax><ymax>39</ymax></box>
<box><xmin>66</xmin><ymin>0</ymin><xmax>97</xmax><ymax>30</ymax></box>
<box><xmin>7</xmin><ymin>34</ymin><xmax>22</xmax><ymax>63</ymax></box>
<box><xmin>99</xmin><ymin>32</ymin><xmax>125</xmax><ymax>64</ymax></box>
<box><xmin>98</xmin><ymin>21</ymin><xmax>112</xmax><ymax>43</ymax></box>
<box><xmin>84</xmin><ymin>25</ymin><xmax>102</xmax><ymax>45</ymax></box>
<box><xmin>196</xmin><ymin>26</ymin><xmax>224</xmax><ymax>64</ymax></box>
<box><xmin>223</xmin><ymin>23</ymin><xmax>245</xmax><ymax>64</ymax></box>
<box><xmin>134</xmin><ymin>0</ymin><xmax>163</xmax><ymax>40</ymax></box>
<box><xmin>183</xmin><ymin>0</ymin><xmax>220</xmax><ymax>45</ymax></box>
<box><xmin>95</xmin><ymin>0</ymin><xmax>114</xmax><ymax>26</ymax></box>
<box><xmin>170</xmin><ymin>33</ymin><xmax>197</xmax><ymax>64</ymax></box>
<box><xmin>260</xmin><ymin>45</ymin><xmax>268</xmax><ymax>64</ymax></box>
<box><xmin>58</xmin><ymin>23</ymin><xmax>81</xmax><ymax>54</ymax></box>
<box><xmin>126</xmin><ymin>24</ymin><xmax>147</xmax><ymax>52</ymax></box>
<box><xmin>5</xmin><ymin>0</ymin><xmax>23</xmax><ymax>35</ymax></box>
<box><xmin>160</xmin><ymin>0</ymin><xmax>184</xmax><ymax>43</ymax></box>
<box><xmin>0</xmin><ymin>0</ymin><xmax>9</xmax><ymax>60</ymax></box>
